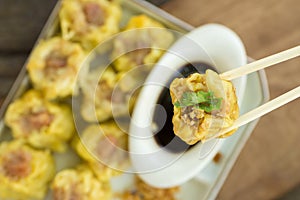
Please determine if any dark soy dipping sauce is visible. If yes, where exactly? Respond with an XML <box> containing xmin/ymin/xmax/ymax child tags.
<box><xmin>153</xmin><ymin>62</ymin><xmax>217</xmax><ymax>153</ymax></box>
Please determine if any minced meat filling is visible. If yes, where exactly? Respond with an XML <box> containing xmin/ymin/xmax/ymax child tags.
<box><xmin>53</xmin><ymin>185</ymin><xmax>81</xmax><ymax>200</ymax></box>
<box><xmin>83</xmin><ymin>2</ymin><xmax>105</xmax><ymax>26</ymax></box>
<box><xmin>97</xmin><ymin>80</ymin><xmax>113</xmax><ymax>101</ymax></box>
<box><xmin>95</xmin><ymin>135</ymin><xmax>118</xmax><ymax>160</ymax></box>
<box><xmin>180</xmin><ymin>106</ymin><xmax>204</xmax><ymax>128</ymax></box>
<box><xmin>45</xmin><ymin>51</ymin><xmax>68</xmax><ymax>70</ymax></box>
<box><xmin>128</xmin><ymin>48</ymin><xmax>151</xmax><ymax>65</ymax></box>
<box><xmin>2</xmin><ymin>150</ymin><xmax>32</xmax><ymax>179</ymax></box>
<box><xmin>111</xmin><ymin>88</ymin><xmax>126</xmax><ymax>104</ymax></box>
<box><xmin>21</xmin><ymin>110</ymin><xmax>54</xmax><ymax>135</ymax></box>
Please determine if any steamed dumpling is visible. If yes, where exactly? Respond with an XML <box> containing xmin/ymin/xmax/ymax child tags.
<box><xmin>112</xmin><ymin>15</ymin><xmax>174</xmax><ymax>72</ymax></box>
<box><xmin>0</xmin><ymin>140</ymin><xmax>55</xmax><ymax>200</ymax></box>
<box><xmin>79</xmin><ymin>67</ymin><xmax>135</xmax><ymax>122</ymax></box>
<box><xmin>72</xmin><ymin>122</ymin><xmax>129</xmax><ymax>181</ymax></box>
<box><xmin>27</xmin><ymin>37</ymin><xmax>86</xmax><ymax>99</ymax></box>
<box><xmin>51</xmin><ymin>164</ymin><xmax>111</xmax><ymax>200</ymax></box>
<box><xmin>170</xmin><ymin>70</ymin><xmax>239</xmax><ymax>144</ymax></box>
<box><xmin>5</xmin><ymin>90</ymin><xmax>75</xmax><ymax>152</ymax></box>
<box><xmin>59</xmin><ymin>0</ymin><xmax>121</xmax><ymax>50</ymax></box>
<box><xmin>121</xmin><ymin>177</ymin><xmax>179</xmax><ymax>200</ymax></box>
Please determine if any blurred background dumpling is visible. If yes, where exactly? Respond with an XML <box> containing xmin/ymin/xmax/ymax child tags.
<box><xmin>27</xmin><ymin>37</ymin><xmax>86</xmax><ymax>99</ymax></box>
<box><xmin>111</xmin><ymin>15</ymin><xmax>174</xmax><ymax>72</ymax></box>
<box><xmin>72</xmin><ymin>122</ymin><xmax>129</xmax><ymax>181</ymax></box>
<box><xmin>79</xmin><ymin>67</ymin><xmax>135</xmax><ymax>122</ymax></box>
<box><xmin>0</xmin><ymin>140</ymin><xmax>55</xmax><ymax>200</ymax></box>
<box><xmin>120</xmin><ymin>177</ymin><xmax>179</xmax><ymax>200</ymax></box>
<box><xmin>80</xmin><ymin>67</ymin><xmax>116</xmax><ymax>122</ymax></box>
<box><xmin>51</xmin><ymin>164</ymin><xmax>111</xmax><ymax>200</ymax></box>
<box><xmin>59</xmin><ymin>0</ymin><xmax>121</xmax><ymax>50</ymax></box>
<box><xmin>5</xmin><ymin>90</ymin><xmax>75</xmax><ymax>152</ymax></box>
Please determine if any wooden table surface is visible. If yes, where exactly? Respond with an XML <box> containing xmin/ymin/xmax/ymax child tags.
<box><xmin>0</xmin><ymin>0</ymin><xmax>299</xmax><ymax>199</ymax></box>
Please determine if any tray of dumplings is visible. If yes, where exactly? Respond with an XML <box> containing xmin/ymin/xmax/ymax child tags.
<box><xmin>0</xmin><ymin>0</ymin><xmax>269</xmax><ymax>200</ymax></box>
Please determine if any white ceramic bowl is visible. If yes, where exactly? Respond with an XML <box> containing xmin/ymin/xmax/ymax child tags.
<box><xmin>129</xmin><ymin>24</ymin><xmax>247</xmax><ymax>188</ymax></box>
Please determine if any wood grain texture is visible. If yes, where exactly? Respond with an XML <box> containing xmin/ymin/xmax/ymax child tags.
<box><xmin>0</xmin><ymin>0</ymin><xmax>57</xmax><ymax>53</ymax></box>
<box><xmin>0</xmin><ymin>0</ymin><xmax>57</xmax><ymax>106</ymax></box>
<box><xmin>161</xmin><ymin>0</ymin><xmax>300</xmax><ymax>199</ymax></box>
<box><xmin>0</xmin><ymin>54</ymin><xmax>28</xmax><ymax>105</ymax></box>
<box><xmin>0</xmin><ymin>78</ymin><xmax>16</xmax><ymax>96</ymax></box>
<box><xmin>0</xmin><ymin>54</ymin><xmax>27</xmax><ymax>77</ymax></box>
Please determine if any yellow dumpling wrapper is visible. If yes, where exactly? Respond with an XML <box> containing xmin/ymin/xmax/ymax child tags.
<box><xmin>51</xmin><ymin>164</ymin><xmax>111</xmax><ymax>200</ymax></box>
<box><xmin>0</xmin><ymin>140</ymin><xmax>55</xmax><ymax>200</ymax></box>
<box><xmin>59</xmin><ymin>0</ymin><xmax>121</xmax><ymax>50</ymax></box>
<box><xmin>5</xmin><ymin>90</ymin><xmax>75</xmax><ymax>152</ymax></box>
<box><xmin>27</xmin><ymin>37</ymin><xmax>86</xmax><ymax>99</ymax></box>
<box><xmin>112</xmin><ymin>15</ymin><xmax>174</xmax><ymax>72</ymax></box>
<box><xmin>170</xmin><ymin>70</ymin><xmax>239</xmax><ymax>144</ymax></box>
<box><xmin>72</xmin><ymin>122</ymin><xmax>129</xmax><ymax>181</ymax></box>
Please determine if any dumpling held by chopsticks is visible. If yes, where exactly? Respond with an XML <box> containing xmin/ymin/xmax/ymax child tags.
<box><xmin>170</xmin><ymin>69</ymin><xmax>239</xmax><ymax>145</ymax></box>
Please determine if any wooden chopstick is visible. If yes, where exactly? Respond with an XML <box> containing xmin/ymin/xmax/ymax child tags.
<box><xmin>216</xmin><ymin>85</ymin><xmax>300</xmax><ymax>138</ymax></box>
<box><xmin>220</xmin><ymin>45</ymin><xmax>300</xmax><ymax>80</ymax></box>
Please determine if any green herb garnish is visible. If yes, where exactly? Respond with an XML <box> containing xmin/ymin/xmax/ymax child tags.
<box><xmin>174</xmin><ymin>91</ymin><xmax>222</xmax><ymax>112</ymax></box>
